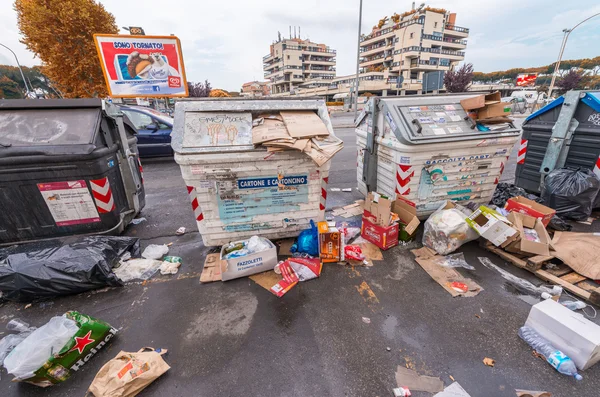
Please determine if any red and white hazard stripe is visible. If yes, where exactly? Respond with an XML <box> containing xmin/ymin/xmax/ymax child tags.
<box><xmin>138</xmin><ymin>158</ymin><xmax>144</xmax><ymax>184</ymax></box>
<box><xmin>395</xmin><ymin>164</ymin><xmax>414</xmax><ymax>196</ymax></box>
<box><xmin>320</xmin><ymin>177</ymin><xmax>328</xmax><ymax>211</ymax></box>
<box><xmin>186</xmin><ymin>185</ymin><xmax>204</xmax><ymax>222</ymax></box>
<box><xmin>593</xmin><ymin>155</ymin><xmax>600</xmax><ymax>180</ymax></box>
<box><xmin>517</xmin><ymin>139</ymin><xmax>528</xmax><ymax>165</ymax></box>
<box><xmin>90</xmin><ymin>177</ymin><xmax>115</xmax><ymax>213</ymax></box>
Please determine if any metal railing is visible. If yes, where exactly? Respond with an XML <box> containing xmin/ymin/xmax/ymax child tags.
<box><xmin>445</xmin><ymin>24</ymin><xmax>469</xmax><ymax>33</ymax></box>
<box><xmin>394</xmin><ymin>46</ymin><xmax>465</xmax><ymax>57</ymax></box>
<box><xmin>283</xmin><ymin>45</ymin><xmax>336</xmax><ymax>54</ymax></box>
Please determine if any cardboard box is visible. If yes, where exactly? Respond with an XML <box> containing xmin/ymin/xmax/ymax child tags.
<box><xmin>392</xmin><ymin>196</ymin><xmax>420</xmax><ymax>242</ymax></box>
<box><xmin>466</xmin><ymin>206</ymin><xmax>518</xmax><ymax>247</ymax></box>
<box><xmin>280</xmin><ymin>110</ymin><xmax>330</xmax><ymax>138</ymax></box>
<box><xmin>505</xmin><ymin>196</ymin><xmax>556</xmax><ymax>227</ymax></box>
<box><xmin>525</xmin><ymin>299</ymin><xmax>600</xmax><ymax>370</ymax></box>
<box><xmin>363</xmin><ymin>192</ymin><xmax>394</xmax><ymax>226</ymax></box>
<box><xmin>505</xmin><ymin>212</ymin><xmax>552</xmax><ymax>256</ymax></box>
<box><xmin>318</xmin><ymin>221</ymin><xmax>343</xmax><ymax>262</ymax></box>
<box><xmin>361</xmin><ymin>216</ymin><xmax>399</xmax><ymax>250</ymax></box>
<box><xmin>460</xmin><ymin>92</ymin><xmax>501</xmax><ymax>110</ymax></box>
<box><xmin>476</xmin><ymin>102</ymin><xmax>511</xmax><ymax>120</ymax></box>
<box><xmin>220</xmin><ymin>238</ymin><xmax>278</xmax><ymax>281</ymax></box>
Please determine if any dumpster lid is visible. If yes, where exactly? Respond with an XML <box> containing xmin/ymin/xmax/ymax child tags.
<box><xmin>379</xmin><ymin>95</ymin><xmax>520</xmax><ymax>144</ymax></box>
<box><xmin>0</xmin><ymin>100</ymin><xmax>102</xmax><ymax>151</ymax></box>
<box><xmin>525</xmin><ymin>91</ymin><xmax>600</xmax><ymax>122</ymax></box>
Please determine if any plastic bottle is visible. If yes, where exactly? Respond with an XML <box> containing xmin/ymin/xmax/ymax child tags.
<box><xmin>518</xmin><ymin>326</ymin><xmax>583</xmax><ymax>380</ymax></box>
<box><xmin>562</xmin><ymin>300</ymin><xmax>587</xmax><ymax>311</ymax></box>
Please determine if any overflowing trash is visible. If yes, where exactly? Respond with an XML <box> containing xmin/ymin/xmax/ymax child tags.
<box><xmin>159</xmin><ymin>256</ymin><xmax>183</xmax><ymax>275</ymax></box>
<box><xmin>142</xmin><ymin>244</ymin><xmax>169</xmax><ymax>260</ymax></box>
<box><xmin>114</xmin><ymin>258</ymin><xmax>163</xmax><ymax>282</ymax></box>
<box><xmin>0</xmin><ymin>236</ymin><xmax>139</xmax><ymax>302</ymax></box>
<box><xmin>220</xmin><ymin>236</ymin><xmax>278</xmax><ymax>281</ymax></box>
<box><xmin>270</xmin><ymin>257</ymin><xmax>322</xmax><ymax>297</ymax></box>
<box><xmin>2</xmin><ymin>311</ymin><xmax>117</xmax><ymax>387</ymax></box>
<box><xmin>0</xmin><ymin>319</ymin><xmax>36</xmax><ymax>363</ymax></box>
<box><xmin>541</xmin><ymin>168</ymin><xmax>600</xmax><ymax>221</ymax></box>
<box><xmin>423</xmin><ymin>201</ymin><xmax>478</xmax><ymax>255</ymax></box>
<box><xmin>88</xmin><ymin>347</ymin><xmax>170</xmax><ymax>397</ymax></box>
<box><xmin>290</xmin><ymin>221</ymin><xmax>319</xmax><ymax>257</ymax></box>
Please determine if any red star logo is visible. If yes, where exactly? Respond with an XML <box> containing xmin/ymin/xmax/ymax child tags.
<box><xmin>68</xmin><ymin>330</ymin><xmax>95</xmax><ymax>354</ymax></box>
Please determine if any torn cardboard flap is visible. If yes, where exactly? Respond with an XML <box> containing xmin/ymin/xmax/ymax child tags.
<box><xmin>460</xmin><ymin>92</ymin><xmax>501</xmax><ymax>110</ymax></box>
<box><xmin>550</xmin><ymin>232</ymin><xmax>600</xmax><ymax>280</ymax></box>
<box><xmin>252</xmin><ymin>118</ymin><xmax>290</xmax><ymax>144</ymax></box>
<box><xmin>280</xmin><ymin>110</ymin><xmax>330</xmax><ymax>138</ymax></box>
<box><xmin>364</xmin><ymin>192</ymin><xmax>393</xmax><ymax>226</ymax></box>
<box><xmin>505</xmin><ymin>196</ymin><xmax>556</xmax><ymax>227</ymax></box>
<box><xmin>505</xmin><ymin>212</ymin><xmax>552</xmax><ymax>256</ymax></box>
<box><xmin>392</xmin><ymin>196</ymin><xmax>420</xmax><ymax>235</ymax></box>
<box><xmin>200</xmin><ymin>253</ymin><xmax>224</xmax><ymax>283</ymax></box>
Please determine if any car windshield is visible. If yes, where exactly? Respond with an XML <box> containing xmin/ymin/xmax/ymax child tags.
<box><xmin>124</xmin><ymin>107</ymin><xmax>173</xmax><ymax>125</ymax></box>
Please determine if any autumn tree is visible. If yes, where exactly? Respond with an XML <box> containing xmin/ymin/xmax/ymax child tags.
<box><xmin>209</xmin><ymin>89</ymin><xmax>231</xmax><ymax>97</ymax></box>
<box><xmin>556</xmin><ymin>69</ymin><xmax>584</xmax><ymax>93</ymax></box>
<box><xmin>0</xmin><ymin>76</ymin><xmax>22</xmax><ymax>99</ymax></box>
<box><xmin>15</xmin><ymin>0</ymin><xmax>118</xmax><ymax>98</ymax></box>
<box><xmin>443</xmin><ymin>63</ymin><xmax>474</xmax><ymax>92</ymax></box>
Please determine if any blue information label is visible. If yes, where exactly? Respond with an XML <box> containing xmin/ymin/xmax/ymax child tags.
<box><xmin>237</xmin><ymin>175</ymin><xmax>307</xmax><ymax>189</ymax></box>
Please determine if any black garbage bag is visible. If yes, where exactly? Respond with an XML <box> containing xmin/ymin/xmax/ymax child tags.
<box><xmin>490</xmin><ymin>183</ymin><xmax>542</xmax><ymax>207</ymax></box>
<box><xmin>547</xmin><ymin>214</ymin><xmax>573</xmax><ymax>231</ymax></box>
<box><xmin>0</xmin><ymin>236</ymin><xmax>139</xmax><ymax>302</ymax></box>
<box><xmin>541</xmin><ymin>168</ymin><xmax>600</xmax><ymax>221</ymax></box>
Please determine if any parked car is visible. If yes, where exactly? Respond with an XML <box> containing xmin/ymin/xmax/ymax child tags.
<box><xmin>119</xmin><ymin>106</ymin><xmax>174</xmax><ymax>157</ymax></box>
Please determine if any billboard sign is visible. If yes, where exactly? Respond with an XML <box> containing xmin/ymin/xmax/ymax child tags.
<box><xmin>93</xmin><ymin>34</ymin><xmax>188</xmax><ymax>98</ymax></box>
<box><xmin>516</xmin><ymin>73</ymin><xmax>537</xmax><ymax>87</ymax></box>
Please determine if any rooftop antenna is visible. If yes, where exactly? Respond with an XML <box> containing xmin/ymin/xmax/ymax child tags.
<box><xmin>299</xmin><ymin>26</ymin><xmax>301</xmax><ymax>39</ymax></box>
<box><xmin>278</xmin><ymin>31</ymin><xmax>281</xmax><ymax>41</ymax></box>
<box><xmin>412</xmin><ymin>2</ymin><xmax>415</xmax><ymax>10</ymax></box>
<box><xmin>294</xmin><ymin>26</ymin><xmax>297</xmax><ymax>38</ymax></box>
<box><xmin>289</xmin><ymin>26</ymin><xmax>292</xmax><ymax>39</ymax></box>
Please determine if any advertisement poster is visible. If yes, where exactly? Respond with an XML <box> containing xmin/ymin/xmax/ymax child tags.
<box><xmin>516</xmin><ymin>73</ymin><xmax>538</xmax><ymax>87</ymax></box>
<box><xmin>94</xmin><ymin>34</ymin><xmax>188</xmax><ymax>97</ymax></box>
<box><xmin>38</xmin><ymin>181</ymin><xmax>100</xmax><ymax>226</ymax></box>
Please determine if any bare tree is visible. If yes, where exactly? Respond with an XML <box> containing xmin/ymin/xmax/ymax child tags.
<box><xmin>187</xmin><ymin>80</ymin><xmax>212</xmax><ymax>97</ymax></box>
<box><xmin>556</xmin><ymin>70</ymin><xmax>584</xmax><ymax>93</ymax></box>
<box><xmin>443</xmin><ymin>63</ymin><xmax>474</xmax><ymax>93</ymax></box>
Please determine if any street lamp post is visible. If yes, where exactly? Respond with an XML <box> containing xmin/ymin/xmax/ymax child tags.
<box><xmin>548</xmin><ymin>12</ymin><xmax>600</xmax><ymax>98</ymax></box>
<box><xmin>353</xmin><ymin>0</ymin><xmax>363</xmax><ymax>121</ymax></box>
<box><xmin>0</xmin><ymin>42</ymin><xmax>31</xmax><ymax>97</ymax></box>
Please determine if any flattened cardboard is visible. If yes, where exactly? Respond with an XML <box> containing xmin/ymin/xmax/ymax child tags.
<box><xmin>505</xmin><ymin>212</ymin><xmax>552</xmax><ymax>256</ymax></box>
<box><xmin>252</xmin><ymin>118</ymin><xmax>290</xmax><ymax>144</ymax></box>
<box><xmin>505</xmin><ymin>196</ymin><xmax>556</xmax><ymax>227</ymax></box>
<box><xmin>280</xmin><ymin>110</ymin><xmax>330</xmax><ymax>138</ymax></box>
<box><xmin>411</xmin><ymin>247</ymin><xmax>483</xmax><ymax>297</ymax></box>
<box><xmin>460</xmin><ymin>92</ymin><xmax>501</xmax><ymax>110</ymax></box>
<box><xmin>551</xmin><ymin>232</ymin><xmax>600</xmax><ymax>279</ymax></box>
<box><xmin>200</xmin><ymin>253</ymin><xmax>223</xmax><ymax>283</ymax></box>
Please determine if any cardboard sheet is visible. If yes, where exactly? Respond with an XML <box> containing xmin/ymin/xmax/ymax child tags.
<box><xmin>280</xmin><ymin>110</ymin><xmax>330</xmax><ymax>138</ymax></box>
<box><xmin>411</xmin><ymin>247</ymin><xmax>483</xmax><ymax>297</ymax></box>
<box><xmin>395</xmin><ymin>366</ymin><xmax>444</xmax><ymax>393</ymax></box>
<box><xmin>252</xmin><ymin>118</ymin><xmax>290</xmax><ymax>144</ymax></box>
<box><xmin>550</xmin><ymin>232</ymin><xmax>600</xmax><ymax>279</ymax></box>
<box><xmin>200</xmin><ymin>253</ymin><xmax>223</xmax><ymax>283</ymax></box>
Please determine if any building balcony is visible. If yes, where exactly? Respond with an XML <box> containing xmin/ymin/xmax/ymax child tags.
<box><xmin>284</xmin><ymin>65</ymin><xmax>303</xmax><ymax>73</ymax></box>
<box><xmin>444</xmin><ymin>24</ymin><xmax>469</xmax><ymax>38</ymax></box>
<box><xmin>264</xmin><ymin>69</ymin><xmax>283</xmax><ymax>78</ymax></box>
<box><xmin>283</xmin><ymin>45</ymin><xmax>336</xmax><ymax>55</ymax></box>
<box><xmin>360</xmin><ymin>27</ymin><xmax>396</xmax><ymax>45</ymax></box>
<box><xmin>360</xmin><ymin>42</ymin><xmax>394</xmax><ymax>57</ymax></box>
<box><xmin>395</xmin><ymin>46</ymin><xmax>465</xmax><ymax>58</ymax></box>
<box><xmin>264</xmin><ymin>60</ymin><xmax>282</xmax><ymax>71</ymax></box>
<box><xmin>440</xmin><ymin>37</ymin><xmax>467</xmax><ymax>49</ymax></box>
<box><xmin>263</xmin><ymin>53</ymin><xmax>274</xmax><ymax>61</ymax></box>
<box><xmin>303</xmin><ymin>59</ymin><xmax>336</xmax><ymax>66</ymax></box>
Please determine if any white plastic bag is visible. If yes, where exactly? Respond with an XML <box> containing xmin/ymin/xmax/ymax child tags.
<box><xmin>141</xmin><ymin>244</ymin><xmax>169</xmax><ymax>260</ymax></box>
<box><xmin>246</xmin><ymin>236</ymin><xmax>270</xmax><ymax>253</ymax></box>
<box><xmin>423</xmin><ymin>202</ymin><xmax>479</xmax><ymax>255</ymax></box>
<box><xmin>432</xmin><ymin>252</ymin><xmax>475</xmax><ymax>270</ymax></box>
<box><xmin>3</xmin><ymin>316</ymin><xmax>79</xmax><ymax>380</ymax></box>
<box><xmin>114</xmin><ymin>259</ymin><xmax>163</xmax><ymax>282</ymax></box>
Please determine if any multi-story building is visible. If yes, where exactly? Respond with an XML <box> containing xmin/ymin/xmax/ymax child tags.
<box><xmin>240</xmin><ymin>81</ymin><xmax>270</xmax><ymax>97</ymax></box>
<box><xmin>359</xmin><ymin>6</ymin><xmax>468</xmax><ymax>94</ymax></box>
<box><xmin>263</xmin><ymin>37</ymin><xmax>336</xmax><ymax>95</ymax></box>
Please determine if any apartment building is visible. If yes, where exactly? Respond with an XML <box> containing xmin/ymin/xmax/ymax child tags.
<box><xmin>359</xmin><ymin>6</ymin><xmax>468</xmax><ymax>94</ymax></box>
<box><xmin>263</xmin><ymin>37</ymin><xmax>336</xmax><ymax>95</ymax></box>
<box><xmin>241</xmin><ymin>81</ymin><xmax>270</xmax><ymax>97</ymax></box>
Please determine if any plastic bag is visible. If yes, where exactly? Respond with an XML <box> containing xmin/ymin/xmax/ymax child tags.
<box><xmin>432</xmin><ymin>252</ymin><xmax>475</xmax><ymax>270</ymax></box>
<box><xmin>0</xmin><ymin>319</ymin><xmax>38</xmax><ymax>363</ymax></box>
<box><xmin>3</xmin><ymin>316</ymin><xmax>79</xmax><ymax>379</ymax></box>
<box><xmin>490</xmin><ymin>183</ymin><xmax>542</xmax><ymax>207</ymax></box>
<box><xmin>541</xmin><ymin>168</ymin><xmax>600</xmax><ymax>221</ymax></box>
<box><xmin>423</xmin><ymin>202</ymin><xmax>479</xmax><ymax>255</ymax></box>
<box><xmin>290</xmin><ymin>220</ymin><xmax>319</xmax><ymax>256</ymax></box>
<box><xmin>0</xmin><ymin>236</ymin><xmax>138</xmax><ymax>302</ymax></box>
<box><xmin>547</xmin><ymin>214</ymin><xmax>572</xmax><ymax>231</ymax></box>
<box><xmin>114</xmin><ymin>259</ymin><xmax>162</xmax><ymax>282</ymax></box>
<box><xmin>344</xmin><ymin>245</ymin><xmax>365</xmax><ymax>261</ymax></box>
<box><xmin>141</xmin><ymin>244</ymin><xmax>169</xmax><ymax>260</ymax></box>
<box><xmin>246</xmin><ymin>236</ymin><xmax>271</xmax><ymax>253</ymax></box>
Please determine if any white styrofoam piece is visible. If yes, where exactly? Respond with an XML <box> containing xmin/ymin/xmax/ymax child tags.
<box><xmin>434</xmin><ymin>382</ymin><xmax>471</xmax><ymax>397</ymax></box>
<box><xmin>525</xmin><ymin>299</ymin><xmax>600</xmax><ymax>371</ymax></box>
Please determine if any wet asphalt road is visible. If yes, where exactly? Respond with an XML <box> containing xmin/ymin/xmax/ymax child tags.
<box><xmin>1</xmin><ymin>112</ymin><xmax>599</xmax><ymax>397</ymax></box>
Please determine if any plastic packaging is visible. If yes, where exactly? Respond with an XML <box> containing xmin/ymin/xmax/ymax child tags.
<box><xmin>423</xmin><ymin>203</ymin><xmax>479</xmax><ymax>255</ymax></box>
<box><xmin>247</xmin><ymin>236</ymin><xmax>271</xmax><ymax>253</ymax></box>
<box><xmin>159</xmin><ymin>256</ymin><xmax>182</xmax><ymax>275</ymax></box>
<box><xmin>518</xmin><ymin>326</ymin><xmax>583</xmax><ymax>380</ymax></box>
<box><xmin>4</xmin><ymin>316</ymin><xmax>79</xmax><ymax>380</ymax></box>
<box><xmin>7</xmin><ymin>319</ymin><xmax>33</xmax><ymax>333</ymax></box>
<box><xmin>223</xmin><ymin>236</ymin><xmax>272</xmax><ymax>259</ymax></box>
<box><xmin>344</xmin><ymin>245</ymin><xmax>366</xmax><ymax>261</ymax></box>
<box><xmin>491</xmin><ymin>183</ymin><xmax>541</xmax><ymax>208</ymax></box>
<box><xmin>142</xmin><ymin>244</ymin><xmax>169</xmax><ymax>260</ymax></box>
<box><xmin>0</xmin><ymin>236</ymin><xmax>137</xmax><ymax>302</ymax></box>
<box><xmin>547</xmin><ymin>214</ymin><xmax>572</xmax><ymax>231</ymax></box>
<box><xmin>562</xmin><ymin>300</ymin><xmax>587</xmax><ymax>311</ymax></box>
<box><xmin>541</xmin><ymin>168</ymin><xmax>600</xmax><ymax>221</ymax></box>
<box><xmin>336</xmin><ymin>221</ymin><xmax>361</xmax><ymax>244</ymax></box>
<box><xmin>290</xmin><ymin>220</ymin><xmax>319</xmax><ymax>256</ymax></box>
<box><xmin>433</xmin><ymin>252</ymin><xmax>475</xmax><ymax>270</ymax></box>
<box><xmin>114</xmin><ymin>259</ymin><xmax>163</xmax><ymax>282</ymax></box>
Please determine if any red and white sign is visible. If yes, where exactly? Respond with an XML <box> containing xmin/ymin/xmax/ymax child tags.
<box><xmin>90</xmin><ymin>177</ymin><xmax>116</xmax><ymax>214</ymax></box>
<box><xmin>38</xmin><ymin>180</ymin><xmax>101</xmax><ymax>226</ymax></box>
<box><xmin>516</xmin><ymin>73</ymin><xmax>538</xmax><ymax>87</ymax></box>
<box><xmin>93</xmin><ymin>34</ymin><xmax>188</xmax><ymax>98</ymax></box>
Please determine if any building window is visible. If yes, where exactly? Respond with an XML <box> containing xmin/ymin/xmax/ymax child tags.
<box><xmin>434</xmin><ymin>22</ymin><xmax>438</xmax><ymax>28</ymax></box>
<box><xmin>440</xmin><ymin>58</ymin><xmax>450</xmax><ymax>66</ymax></box>
<box><xmin>409</xmin><ymin>33</ymin><xmax>414</xmax><ymax>39</ymax></box>
<box><xmin>287</xmin><ymin>55</ymin><xmax>290</xmax><ymax>60</ymax></box>
<box><xmin>299</xmin><ymin>55</ymin><xmax>302</xmax><ymax>60</ymax></box>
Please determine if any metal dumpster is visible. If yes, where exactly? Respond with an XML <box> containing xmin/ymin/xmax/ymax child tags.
<box><xmin>357</xmin><ymin>95</ymin><xmax>521</xmax><ymax>217</ymax></box>
<box><xmin>0</xmin><ymin>99</ymin><xmax>145</xmax><ymax>244</ymax></box>
<box><xmin>515</xmin><ymin>90</ymin><xmax>600</xmax><ymax>192</ymax></box>
<box><xmin>171</xmin><ymin>98</ymin><xmax>339</xmax><ymax>246</ymax></box>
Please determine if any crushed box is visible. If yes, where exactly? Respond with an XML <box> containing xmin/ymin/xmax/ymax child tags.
<box><xmin>466</xmin><ymin>206</ymin><xmax>518</xmax><ymax>247</ymax></box>
<box><xmin>505</xmin><ymin>212</ymin><xmax>552</xmax><ymax>256</ymax></box>
<box><xmin>525</xmin><ymin>299</ymin><xmax>600</xmax><ymax>370</ymax></box>
<box><xmin>476</xmin><ymin>102</ymin><xmax>511</xmax><ymax>119</ymax></box>
<box><xmin>460</xmin><ymin>92</ymin><xmax>501</xmax><ymax>111</ymax></box>
<box><xmin>505</xmin><ymin>196</ymin><xmax>556</xmax><ymax>227</ymax></box>
<box><xmin>392</xmin><ymin>196</ymin><xmax>420</xmax><ymax>242</ymax></box>
<box><xmin>363</xmin><ymin>192</ymin><xmax>394</xmax><ymax>226</ymax></box>
<box><xmin>318</xmin><ymin>221</ymin><xmax>343</xmax><ymax>262</ymax></box>
<box><xmin>361</xmin><ymin>216</ymin><xmax>399</xmax><ymax>250</ymax></box>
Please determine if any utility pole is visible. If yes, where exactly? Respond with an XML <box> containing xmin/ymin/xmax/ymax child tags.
<box><xmin>353</xmin><ymin>0</ymin><xmax>363</xmax><ymax>121</ymax></box>
<box><xmin>0</xmin><ymin>42</ymin><xmax>31</xmax><ymax>97</ymax></box>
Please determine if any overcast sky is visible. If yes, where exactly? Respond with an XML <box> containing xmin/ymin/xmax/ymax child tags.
<box><xmin>1</xmin><ymin>0</ymin><xmax>599</xmax><ymax>91</ymax></box>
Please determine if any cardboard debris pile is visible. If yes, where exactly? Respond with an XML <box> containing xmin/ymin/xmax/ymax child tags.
<box><xmin>460</xmin><ymin>91</ymin><xmax>513</xmax><ymax>130</ymax></box>
<box><xmin>252</xmin><ymin>110</ymin><xmax>343</xmax><ymax>166</ymax></box>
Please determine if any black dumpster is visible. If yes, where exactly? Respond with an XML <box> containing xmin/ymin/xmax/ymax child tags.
<box><xmin>0</xmin><ymin>99</ymin><xmax>145</xmax><ymax>244</ymax></box>
<box><xmin>515</xmin><ymin>91</ymin><xmax>600</xmax><ymax>193</ymax></box>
